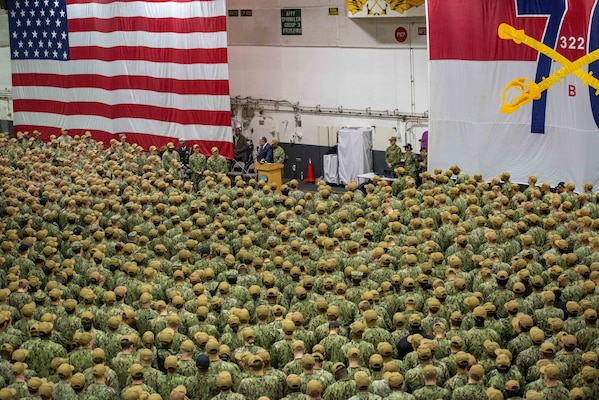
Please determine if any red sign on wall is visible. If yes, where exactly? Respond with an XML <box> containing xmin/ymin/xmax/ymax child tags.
<box><xmin>395</xmin><ymin>27</ymin><xmax>408</xmax><ymax>43</ymax></box>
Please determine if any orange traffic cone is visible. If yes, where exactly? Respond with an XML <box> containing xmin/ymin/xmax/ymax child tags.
<box><xmin>304</xmin><ymin>158</ymin><xmax>316</xmax><ymax>183</ymax></box>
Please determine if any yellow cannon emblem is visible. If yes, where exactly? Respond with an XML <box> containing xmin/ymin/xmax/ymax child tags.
<box><xmin>499</xmin><ymin>23</ymin><xmax>599</xmax><ymax>114</ymax></box>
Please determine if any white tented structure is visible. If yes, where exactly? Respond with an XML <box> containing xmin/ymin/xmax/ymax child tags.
<box><xmin>337</xmin><ymin>127</ymin><xmax>373</xmax><ymax>185</ymax></box>
<box><xmin>323</xmin><ymin>154</ymin><xmax>340</xmax><ymax>185</ymax></box>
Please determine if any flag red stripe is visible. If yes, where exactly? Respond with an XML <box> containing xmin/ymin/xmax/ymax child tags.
<box><xmin>68</xmin><ymin>16</ymin><xmax>226</xmax><ymax>34</ymax></box>
<box><xmin>14</xmin><ymin>124</ymin><xmax>234</xmax><ymax>156</ymax></box>
<box><xmin>70</xmin><ymin>46</ymin><xmax>228</xmax><ymax>64</ymax></box>
<box><xmin>14</xmin><ymin>100</ymin><xmax>232</xmax><ymax>126</ymax></box>
<box><xmin>427</xmin><ymin>0</ymin><xmax>546</xmax><ymax>61</ymax></box>
<box><xmin>13</xmin><ymin>73</ymin><xmax>229</xmax><ymax>95</ymax></box>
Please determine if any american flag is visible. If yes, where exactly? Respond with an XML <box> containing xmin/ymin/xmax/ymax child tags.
<box><xmin>8</xmin><ymin>0</ymin><xmax>233</xmax><ymax>156</ymax></box>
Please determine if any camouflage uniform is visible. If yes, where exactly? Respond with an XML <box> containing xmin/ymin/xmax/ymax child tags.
<box><xmin>270</xmin><ymin>338</ymin><xmax>294</xmax><ymax>369</ymax></box>
<box><xmin>189</xmin><ymin>152</ymin><xmax>207</xmax><ymax>188</ymax></box>
<box><xmin>292</xmin><ymin>327</ymin><xmax>317</xmax><ymax>353</ymax></box>
<box><xmin>185</xmin><ymin>370</ymin><xmax>217</xmax><ymax>400</ymax></box>
<box><xmin>83</xmin><ymin>365</ymin><xmax>120</xmax><ymax>393</ymax></box>
<box><xmin>237</xmin><ymin>374</ymin><xmax>283</xmax><ymax>400</ymax></box>
<box><xmin>300</xmin><ymin>369</ymin><xmax>335</xmax><ymax>393</ymax></box>
<box><xmin>69</xmin><ymin>348</ymin><xmax>93</xmax><ymax>373</ymax></box>
<box><xmin>207</xmin><ymin>154</ymin><xmax>228</xmax><ymax>174</ymax></box>
<box><xmin>464</xmin><ymin>326</ymin><xmax>501</xmax><ymax>360</ymax></box>
<box><xmin>54</xmin><ymin>380</ymin><xmax>77</xmax><ymax>399</ymax></box>
<box><xmin>140</xmin><ymin>365</ymin><xmax>162</xmax><ymax>392</ymax></box>
<box><xmin>362</xmin><ymin>327</ymin><xmax>393</xmax><ymax>350</ymax></box>
<box><xmin>347</xmin><ymin>392</ymin><xmax>383</xmax><ymax>400</ymax></box>
<box><xmin>281</xmin><ymin>393</ymin><xmax>310</xmax><ymax>400</ymax></box>
<box><xmin>385</xmin><ymin>142</ymin><xmax>402</xmax><ymax>169</ymax></box>
<box><xmin>487</xmin><ymin>288</ymin><xmax>515</xmax><ymax>318</ymax></box>
<box><xmin>384</xmin><ymin>391</ymin><xmax>416</xmax><ymax>400</ymax></box>
<box><xmin>282</xmin><ymin>359</ymin><xmax>304</xmax><ymax>376</ymax></box>
<box><xmin>369</xmin><ymin>375</ymin><xmax>391</xmax><ymax>398</ymax></box>
<box><xmin>211</xmin><ymin>390</ymin><xmax>248</xmax><ymax>400</ymax></box>
<box><xmin>30</xmin><ymin>336</ymin><xmax>68</xmax><ymax>377</ymax></box>
<box><xmin>340</xmin><ymin>340</ymin><xmax>376</xmax><ymax>367</ymax></box>
<box><xmin>100</xmin><ymin>331</ymin><xmax>123</xmax><ymax>362</ymax></box>
<box><xmin>524</xmin><ymin>377</ymin><xmax>547</xmax><ymax>392</ymax></box>
<box><xmin>329</xmin><ymin>298</ymin><xmax>360</xmax><ymax>327</ymax></box>
<box><xmin>540</xmin><ymin>385</ymin><xmax>570</xmax><ymax>400</ymax></box>
<box><xmin>323</xmin><ymin>379</ymin><xmax>357</xmax><ymax>400</ymax></box>
<box><xmin>533</xmin><ymin>306</ymin><xmax>564</xmax><ymax>335</ymax></box>
<box><xmin>515</xmin><ymin>345</ymin><xmax>541</xmax><ymax>376</ymax></box>
<box><xmin>178</xmin><ymin>358</ymin><xmax>197</xmax><ymax>377</ymax></box>
<box><xmin>120</xmin><ymin>383</ymin><xmax>155</xmax><ymax>397</ymax></box>
<box><xmin>319</xmin><ymin>333</ymin><xmax>350</xmax><ymax>364</ymax></box>
<box><xmin>110</xmin><ymin>352</ymin><xmax>137</xmax><ymax>389</ymax></box>
<box><xmin>158</xmin><ymin>371</ymin><xmax>187</xmax><ymax>400</ymax></box>
<box><xmin>450</xmin><ymin>382</ymin><xmax>488</xmax><ymax>400</ymax></box>
<box><xmin>411</xmin><ymin>384</ymin><xmax>449</xmax><ymax>400</ymax></box>
<box><xmin>254</xmin><ymin>323</ymin><xmax>278</xmax><ymax>350</ymax></box>
<box><xmin>508</xmin><ymin>331</ymin><xmax>533</xmax><ymax>358</ymax></box>
<box><xmin>554</xmin><ymin>348</ymin><xmax>583</xmax><ymax>385</ymax></box>
<box><xmin>442</xmin><ymin>372</ymin><xmax>468</xmax><ymax>393</ymax></box>
<box><xmin>347</xmin><ymin>365</ymin><xmax>370</xmax><ymax>380</ymax></box>
<box><xmin>403</xmin><ymin>149</ymin><xmax>419</xmax><ymax>180</ymax></box>
<box><xmin>575</xmin><ymin>325</ymin><xmax>599</xmax><ymax>350</ymax></box>
<box><xmin>403</xmin><ymin>363</ymin><xmax>449</xmax><ymax>393</ymax></box>
<box><xmin>162</xmin><ymin>147</ymin><xmax>180</xmax><ymax>169</ymax></box>
<box><xmin>486</xmin><ymin>367</ymin><xmax>524</xmax><ymax>396</ymax></box>
<box><xmin>273</xmin><ymin>145</ymin><xmax>286</xmax><ymax>165</ymax></box>
<box><xmin>581</xmin><ymin>383</ymin><xmax>599</xmax><ymax>400</ymax></box>
<box><xmin>6</xmin><ymin>381</ymin><xmax>29</xmax><ymax>399</ymax></box>
<box><xmin>85</xmin><ymin>383</ymin><xmax>119</xmax><ymax>400</ymax></box>
<box><xmin>208</xmin><ymin>359</ymin><xmax>242</xmax><ymax>385</ymax></box>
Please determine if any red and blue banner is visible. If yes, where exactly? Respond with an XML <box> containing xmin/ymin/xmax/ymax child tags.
<box><xmin>428</xmin><ymin>0</ymin><xmax>599</xmax><ymax>189</ymax></box>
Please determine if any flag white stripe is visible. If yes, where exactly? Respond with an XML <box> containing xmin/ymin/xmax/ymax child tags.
<box><xmin>13</xmin><ymin>87</ymin><xmax>231</xmax><ymax>111</ymax></box>
<box><xmin>67</xmin><ymin>1</ymin><xmax>225</xmax><ymax>20</ymax></box>
<box><xmin>16</xmin><ymin>112</ymin><xmax>232</xmax><ymax>141</ymax></box>
<box><xmin>68</xmin><ymin>31</ymin><xmax>227</xmax><ymax>50</ymax></box>
<box><xmin>13</xmin><ymin>59</ymin><xmax>229</xmax><ymax>80</ymax></box>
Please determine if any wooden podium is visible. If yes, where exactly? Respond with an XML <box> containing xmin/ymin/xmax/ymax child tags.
<box><xmin>256</xmin><ymin>162</ymin><xmax>284</xmax><ymax>193</ymax></box>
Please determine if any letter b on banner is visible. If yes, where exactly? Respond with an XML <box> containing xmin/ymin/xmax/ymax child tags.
<box><xmin>569</xmin><ymin>85</ymin><xmax>576</xmax><ymax>96</ymax></box>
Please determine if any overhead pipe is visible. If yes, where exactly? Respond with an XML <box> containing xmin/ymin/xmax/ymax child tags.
<box><xmin>231</xmin><ymin>96</ymin><xmax>428</xmax><ymax>123</ymax></box>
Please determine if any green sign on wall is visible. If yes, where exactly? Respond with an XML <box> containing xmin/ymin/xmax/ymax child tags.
<box><xmin>281</xmin><ymin>9</ymin><xmax>302</xmax><ymax>35</ymax></box>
